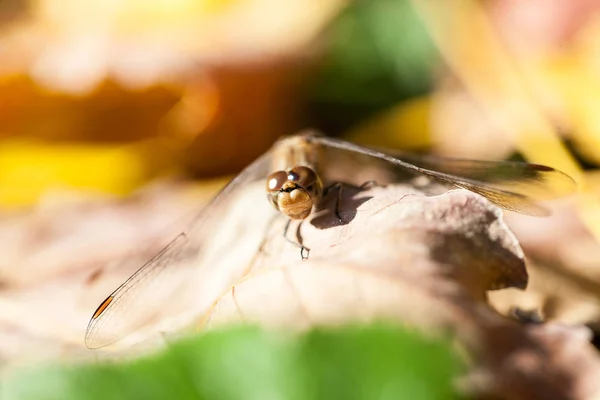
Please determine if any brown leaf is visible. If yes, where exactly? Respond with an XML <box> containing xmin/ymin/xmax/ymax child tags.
<box><xmin>208</xmin><ymin>183</ymin><xmax>528</xmax><ymax>329</ymax></box>
<box><xmin>2</xmin><ymin>179</ymin><xmax>600</xmax><ymax>399</ymax></box>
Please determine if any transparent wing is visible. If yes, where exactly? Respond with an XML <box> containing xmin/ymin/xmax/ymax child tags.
<box><xmin>85</xmin><ymin>150</ymin><xmax>275</xmax><ymax>349</ymax></box>
<box><xmin>313</xmin><ymin>136</ymin><xmax>577</xmax><ymax>216</ymax></box>
<box><xmin>388</xmin><ymin>151</ymin><xmax>577</xmax><ymax>200</ymax></box>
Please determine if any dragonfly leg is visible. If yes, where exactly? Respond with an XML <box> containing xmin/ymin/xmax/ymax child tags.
<box><xmin>283</xmin><ymin>219</ymin><xmax>310</xmax><ymax>260</ymax></box>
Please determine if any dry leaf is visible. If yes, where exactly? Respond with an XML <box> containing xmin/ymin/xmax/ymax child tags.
<box><xmin>206</xmin><ymin>183</ymin><xmax>528</xmax><ymax>333</ymax></box>
<box><xmin>2</xmin><ymin>176</ymin><xmax>600</xmax><ymax>398</ymax></box>
<box><xmin>90</xmin><ymin>181</ymin><xmax>529</xmax><ymax>357</ymax></box>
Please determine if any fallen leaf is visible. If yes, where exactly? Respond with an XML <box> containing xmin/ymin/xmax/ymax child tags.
<box><xmin>2</xmin><ymin>170</ymin><xmax>599</xmax><ymax>398</ymax></box>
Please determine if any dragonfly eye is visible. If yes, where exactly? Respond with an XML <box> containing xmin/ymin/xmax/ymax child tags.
<box><xmin>289</xmin><ymin>166</ymin><xmax>318</xmax><ymax>188</ymax></box>
<box><xmin>266</xmin><ymin>171</ymin><xmax>288</xmax><ymax>193</ymax></box>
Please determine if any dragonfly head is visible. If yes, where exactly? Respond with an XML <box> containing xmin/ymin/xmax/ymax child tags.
<box><xmin>266</xmin><ymin>166</ymin><xmax>323</xmax><ymax>219</ymax></box>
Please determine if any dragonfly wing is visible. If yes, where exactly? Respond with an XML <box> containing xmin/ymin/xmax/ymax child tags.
<box><xmin>313</xmin><ymin>136</ymin><xmax>576</xmax><ymax>216</ymax></box>
<box><xmin>85</xmin><ymin>150</ymin><xmax>275</xmax><ymax>349</ymax></box>
<box><xmin>384</xmin><ymin>151</ymin><xmax>577</xmax><ymax>200</ymax></box>
<box><xmin>85</xmin><ymin>233</ymin><xmax>190</xmax><ymax>349</ymax></box>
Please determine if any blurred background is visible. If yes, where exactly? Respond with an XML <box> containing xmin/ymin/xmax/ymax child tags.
<box><xmin>2</xmin><ymin>0</ymin><xmax>600</xmax><ymax>370</ymax></box>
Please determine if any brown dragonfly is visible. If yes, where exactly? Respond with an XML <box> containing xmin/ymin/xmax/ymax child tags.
<box><xmin>85</xmin><ymin>130</ymin><xmax>576</xmax><ymax>349</ymax></box>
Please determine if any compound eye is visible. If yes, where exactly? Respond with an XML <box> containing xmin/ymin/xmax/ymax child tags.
<box><xmin>288</xmin><ymin>166</ymin><xmax>318</xmax><ymax>187</ymax></box>
<box><xmin>266</xmin><ymin>171</ymin><xmax>288</xmax><ymax>193</ymax></box>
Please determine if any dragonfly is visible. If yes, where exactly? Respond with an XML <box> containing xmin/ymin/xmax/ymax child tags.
<box><xmin>85</xmin><ymin>130</ymin><xmax>576</xmax><ymax>349</ymax></box>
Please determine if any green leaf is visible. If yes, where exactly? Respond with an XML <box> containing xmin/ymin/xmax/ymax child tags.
<box><xmin>309</xmin><ymin>0</ymin><xmax>438</xmax><ymax>129</ymax></box>
<box><xmin>3</xmin><ymin>324</ymin><xmax>465</xmax><ymax>400</ymax></box>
